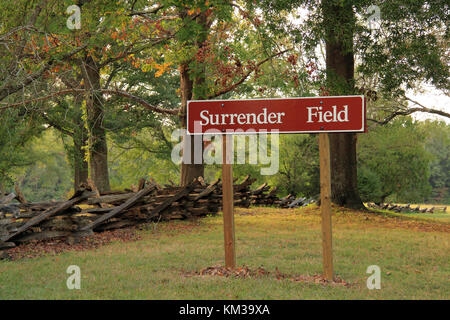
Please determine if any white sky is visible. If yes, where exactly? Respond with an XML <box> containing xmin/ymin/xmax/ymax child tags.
<box><xmin>407</xmin><ymin>85</ymin><xmax>450</xmax><ymax>123</ymax></box>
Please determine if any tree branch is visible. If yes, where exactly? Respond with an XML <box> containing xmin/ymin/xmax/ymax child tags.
<box><xmin>129</xmin><ymin>4</ymin><xmax>165</xmax><ymax>16</ymax></box>
<box><xmin>101</xmin><ymin>89</ymin><xmax>179</xmax><ymax>115</ymax></box>
<box><xmin>207</xmin><ymin>48</ymin><xmax>291</xmax><ymax>99</ymax></box>
<box><xmin>403</xmin><ymin>95</ymin><xmax>450</xmax><ymax>119</ymax></box>
<box><xmin>0</xmin><ymin>44</ymin><xmax>87</xmax><ymax>102</ymax></box>
<box><xmin>0</xmin><ymin>88</ymin><xmax>180</xmax><ymax>115</ymax></box>
<box><xmin>367</xmin><ymin>95</ymin><xmax>450</xmax><ymax>126</ymax></box>
<box><xmin>41</xmin><ymin>113</ymin><xmax>74</xmax><ymax>137</ymax></box>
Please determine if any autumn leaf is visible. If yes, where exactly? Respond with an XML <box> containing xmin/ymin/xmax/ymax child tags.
<box><xmin>154</xmin><ymin>62</ymin><xmax>171</xmax><ymax>77</ymax></box>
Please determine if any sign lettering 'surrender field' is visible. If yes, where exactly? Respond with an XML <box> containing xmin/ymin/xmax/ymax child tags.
<box><xmin>187</xmin><ymin>96</ymin><xmax>366</xmax><ymax>134</ymax></box>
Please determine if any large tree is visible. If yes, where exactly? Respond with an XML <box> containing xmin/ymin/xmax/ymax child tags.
<box><xmin>125</xmin><ymin>1</ymin><xmax>291</xmax><ymax>185</ymax></box>
<box><xmin>322</xmin><ymin>0</ymin><xmax>362</xmax><ymax>208</ymax></box>
<box><xmin>0</xmin><ymin>0</ymin><xmax>176</xmax><ymax>191</ymax></box>
<box><xmin>252</xmin><ymin>0</ymin><xmax>449</xmax><ymax>208</ymax></box>
<box><xmin>1</xmin><ymin>1</ymin><xmax>291</xmax><ymax>188</ymax></box>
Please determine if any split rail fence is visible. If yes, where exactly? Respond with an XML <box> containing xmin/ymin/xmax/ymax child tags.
<box><xmin>366</xmin><ymin>202</ymin><xmax>447</xmax><ymax>213</ymax></box>
<box><xmin>0</xmin><ymin>176</ymin><xmax>314</xmax><ymax>250</ymax></box>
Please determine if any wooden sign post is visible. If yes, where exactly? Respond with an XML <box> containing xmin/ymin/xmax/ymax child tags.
<box><xmin>319</xmin><ymin>133</ymin><xmax>333</xmax><ymax>280</ymax></box>
<box><xmin>187</xmin><ymin>96</ymin><xmax>365</xmax><ymax>276</ymax></box>
<box><xmin>222</xmin><ymin>134</ymin><xmax>236</xmax><ymax>268</ymax></box>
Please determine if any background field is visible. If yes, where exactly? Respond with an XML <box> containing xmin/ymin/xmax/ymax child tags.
<box><xmin>0</xmin><ymin>205</ymin><xmax>448</xmax><ymax>300</ymax></box>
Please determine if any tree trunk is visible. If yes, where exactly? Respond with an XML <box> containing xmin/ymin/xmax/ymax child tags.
<box><xmin>81</xmin><ymin>55</ymin><xmax>110</xmax><ymax>192</ymax></box>
<box><xmin>328</xmin><ymin>133</ymin><xmax>362</xmax><ymax>208</ymax></box>
<box><xmin>179</xmin><ymin>11</ymin><xmax>209</xmax><ymax>186</ymax></box>
<box><xmin>73</xmin><ymin>94</ymin><xmax>89</xmax><ymax>190</ymax></box>
<box><xmin>179</xmin><ymin>63</ymin><xmax>204</xmax><ymax>186</ymax></box>
<box><xmin>322</xmin><ymin>0</ymin><xmax>364</xmax><ymax>209</ymax></box>
<box><xmin>73</xmin><ymin>131</ymin><xmax>88</xmax><ymax>190</ymax></box>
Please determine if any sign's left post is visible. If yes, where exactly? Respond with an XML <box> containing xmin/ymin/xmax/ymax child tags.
<box><xmin>222</xmin><ymin>133</ymin><xmax>236</xmax><ymax>269</ymax></box>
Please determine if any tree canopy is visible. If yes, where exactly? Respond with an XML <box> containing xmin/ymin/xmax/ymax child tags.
<box><xmin>0</xmin><ymin>0</ymin><xmax>448</xmax><ymax>205</ymax></box>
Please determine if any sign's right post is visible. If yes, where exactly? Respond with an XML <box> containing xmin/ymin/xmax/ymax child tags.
<box><xmin>319</xmin><ymin>132</ymin><xmax>333</xmax><ymax>281</ymax></box>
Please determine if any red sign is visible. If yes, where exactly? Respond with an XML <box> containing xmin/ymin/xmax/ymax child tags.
<box><xmin>187</xmin><ymin>96</ymin><xmax>366</xmax><ymax>134</ymax></box>
<box><xmin>187</xmin><ymin>96</ymin><xmax>365</xmax><ymax>135</ymax></box>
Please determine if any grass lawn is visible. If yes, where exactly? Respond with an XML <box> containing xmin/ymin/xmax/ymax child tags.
<box><xmin>0</xmin><ymin>205</ymin><xmax>449</xmax><ymax>299</ymax></box>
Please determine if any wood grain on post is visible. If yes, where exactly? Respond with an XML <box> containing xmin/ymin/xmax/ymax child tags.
<box><xmin>319</xmin><ymin>133</ymin><xmax>334</xmax><ymax>281</ymax></box>
<box><xmin>222</xmin><ymin>134</ymin><xmax>236</xmax><ymax>269</ymax></box>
